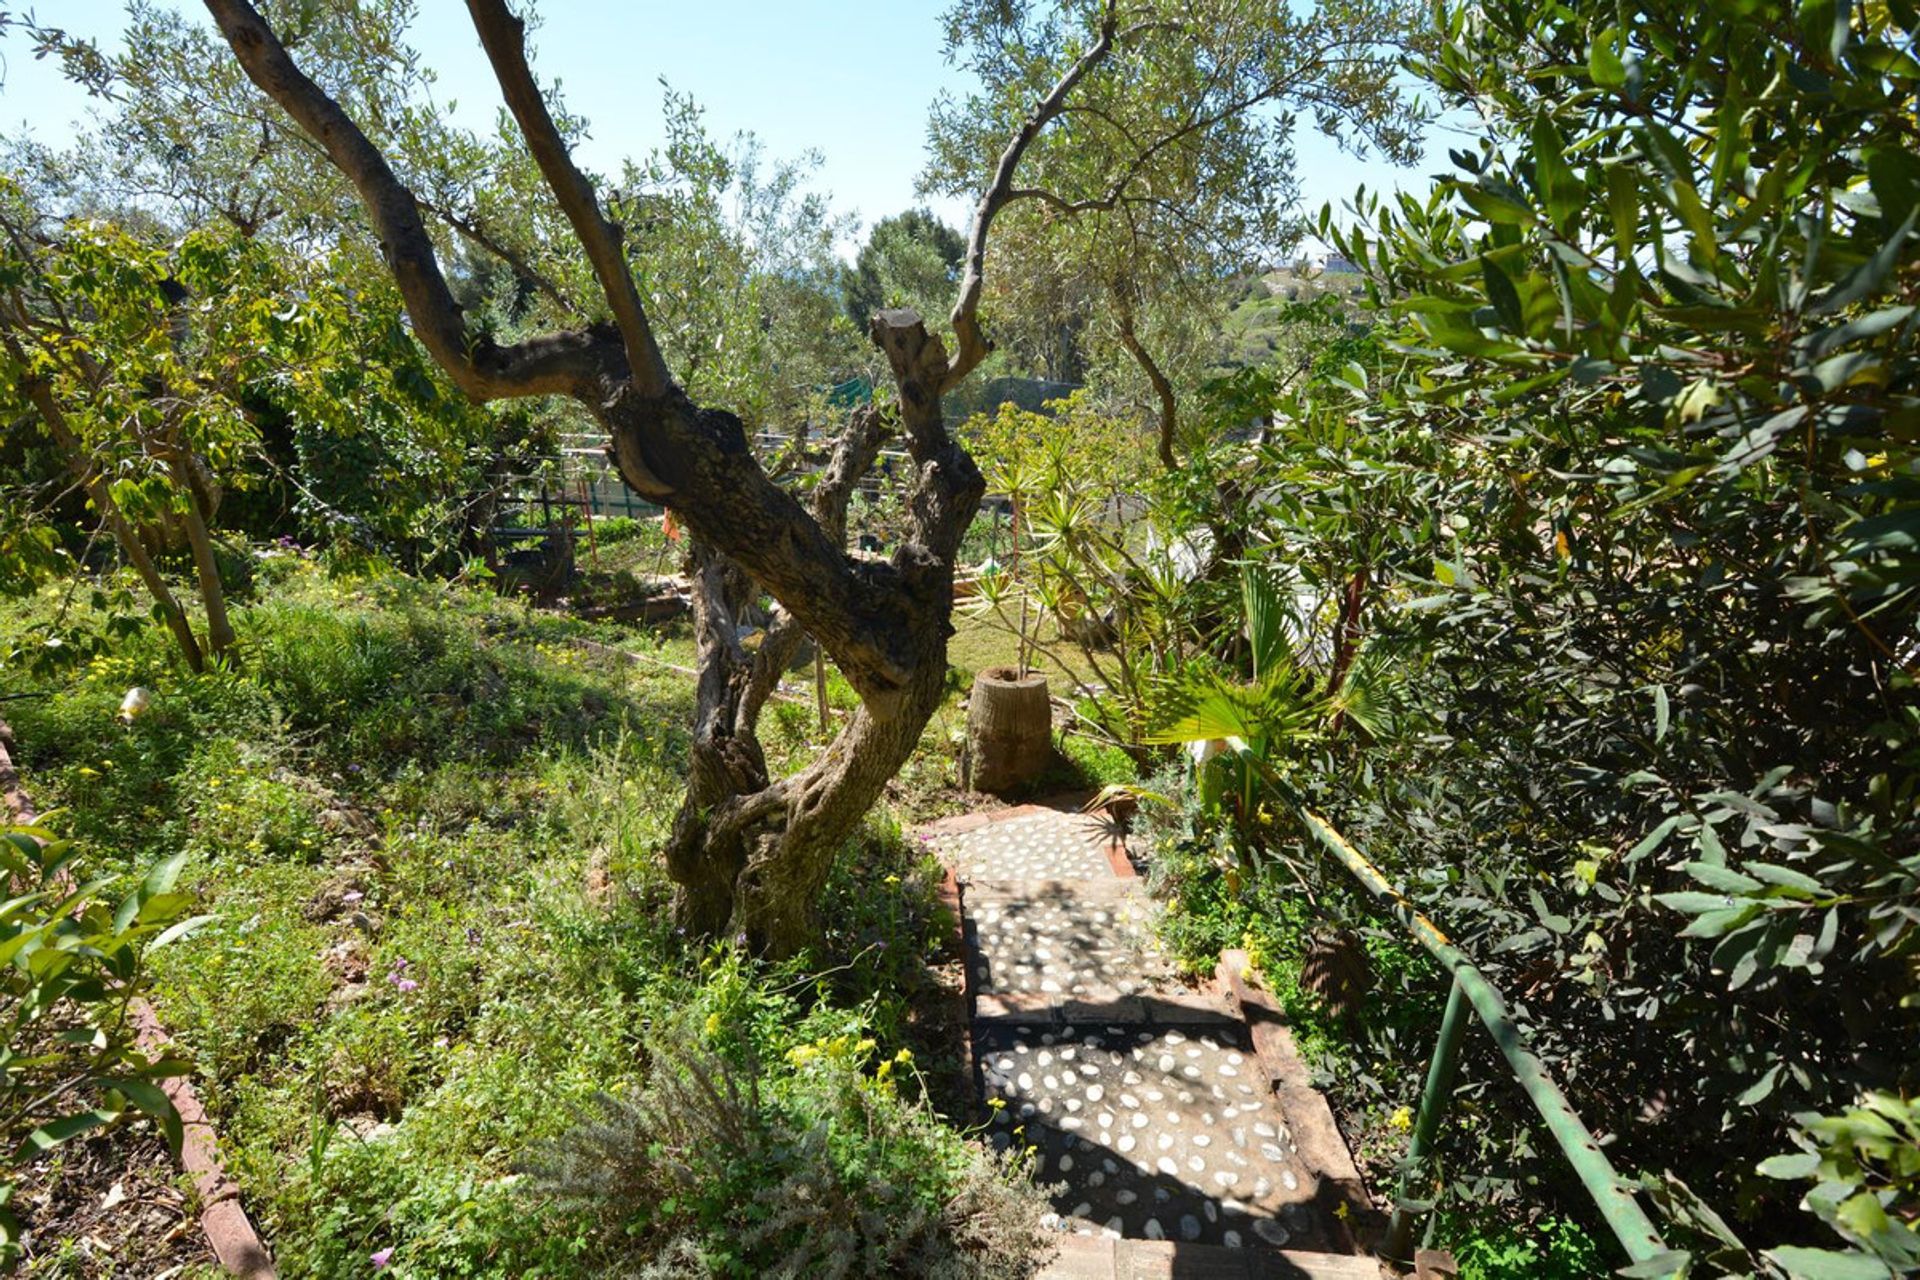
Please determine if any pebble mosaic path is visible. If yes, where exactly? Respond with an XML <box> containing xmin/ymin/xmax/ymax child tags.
<box><xmin>927</xmin><ymin>803</ymin><xmax>1374</xmax><ymax>1277</ymax></box>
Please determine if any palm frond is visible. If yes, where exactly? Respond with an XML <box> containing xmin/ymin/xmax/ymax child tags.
<box><xmin>1241</xmin><ymin>561</ymin><xmax>1292</xmax><ymax>682</ymax></box>
<box><xmin>1145</xmin><ymin>661</ymin><xmax>1323</xmax><ymax>748</ymax></box>
<box><xmin>1330</xmin><ymin>641</ymin><xmax>1406</xmax><ymax>740</ymax></box>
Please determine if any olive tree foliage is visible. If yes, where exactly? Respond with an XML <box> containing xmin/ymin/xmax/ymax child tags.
<box><xmin>5</xmin><ymin>0</ymin><xmax>428</xmax><ymax>240</ymax></box>
<box><xmin>0</xmin><ymin>3</ymin><xmax>550</xmax><ymax>573</ymax></box>
<box><xmin>922</xmin><ymin>0</ymin><xmax>1427</xmax><ymax>468</ymax></box>
<box><xmin>842</xmin><ymin>209</ymin><xmax>967</xmax><ymax>335</ymax></box>
<box><xmin>0</xmin><ymin>11</ymin><xmax>115</xmax><ymax>98</ymax></box>
<box><xmin>5</xmin><ymin>1</ymin><xmax>858</xmax><ymax>588</ymax></box>
<box><xmin>190</xmin><ymin>0</ymin><xmax>1339</xmax><ymax>954</ymax></box>
<box><xmin>606</xmin><ymin>92</ymin><xmax>862</xmax><ymax>439</ymax></box>
<box><xmin>1185</xmin><ymin>0</ymin><xmax>1920</xmax><ymax>1270</ymax></box>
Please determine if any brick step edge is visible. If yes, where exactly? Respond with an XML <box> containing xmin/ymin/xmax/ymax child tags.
<box><xmin>1217</xmin><ymin>948</ymin><xmax>1375</xmax><ymax>1254</ymax></box>
<box><xmin>1</xmin><ymin>719</ymin><xmax>278</xmax><ymax>1279</ymax></box>
<box><xmin>1043</xmin><ymin>1232</ymin><xmax>1385</xmax><ymax>1279</ymax></box>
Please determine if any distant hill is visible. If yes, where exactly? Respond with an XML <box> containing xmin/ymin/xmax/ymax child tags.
<box><xmin>1214</xmin><ymin>261</ymin><xmax>1368</xmax><ymax>372</ymax></box>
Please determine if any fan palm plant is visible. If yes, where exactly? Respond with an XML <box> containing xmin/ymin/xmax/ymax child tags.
<box><xmin>1144</xmin><ymin>562</ymin><xmax>1402</xmax><ymax>848</ymax></box>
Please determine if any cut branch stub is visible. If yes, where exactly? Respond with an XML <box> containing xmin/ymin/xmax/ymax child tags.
<box><xmin>966</xmin><ymin>665</ymin><xmax>1054</xmax><ymax>796</ymax></box>
<box><xmin>868</xmin><ymin>309</ymin><xmax>950</xmax><ymax>454</ymax></box>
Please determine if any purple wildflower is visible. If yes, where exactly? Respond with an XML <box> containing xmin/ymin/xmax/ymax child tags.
<box><xmin>371</xmin><ymin>1247</ymin><xmax>393</xmax><ymax>1268</ymax></box>
<box><xmin>387</xmin><ymin>958</ymin><xmax>418</xmax><ymax>993</ymax></box>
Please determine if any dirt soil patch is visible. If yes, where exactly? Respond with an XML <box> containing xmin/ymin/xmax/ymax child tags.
<box><xmin>13</xmin><ymin>1121</ymin><xmax>214</xmax><ymax>1277</ymax></box>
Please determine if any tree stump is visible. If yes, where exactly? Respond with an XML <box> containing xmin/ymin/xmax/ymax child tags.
<box><xmin>966</xmin><ymin>666</ymin><xmax>1053</xmax><ymax>795</ymax></box>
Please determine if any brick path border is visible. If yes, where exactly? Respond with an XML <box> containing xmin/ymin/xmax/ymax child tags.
<box><xmin>1216</xmin><ymin>949</ymin><xmax>1374</xmax><ymax>1253</ymax></box>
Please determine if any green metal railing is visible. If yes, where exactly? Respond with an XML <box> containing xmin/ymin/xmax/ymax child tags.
<box><xmin>1291</xmin><ymin>808</ymin><xmax>1688</xmax><ymax>1276</ymax></box>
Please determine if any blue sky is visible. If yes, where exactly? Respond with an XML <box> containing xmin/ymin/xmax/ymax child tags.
<box><xmin>1</xmin><ymin>1</ymin><xmax>1435</xmax><ymax>256</ymax></box>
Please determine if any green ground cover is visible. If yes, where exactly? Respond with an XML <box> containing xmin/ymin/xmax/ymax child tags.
<box><xmin>0</xmin><ymin>560</ymin><xmax>1044</xmax><ymax>1278</ymax></box>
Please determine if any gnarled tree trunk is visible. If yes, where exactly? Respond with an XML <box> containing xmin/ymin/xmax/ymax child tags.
<box><xmin>204</xmin><ymin>0</ymin><xmax>1121</xmax><ymax>956</ymax></box>
<box><xmin>656</xmin><ymin>329</ymin><xmax>983</xmax><ymax>954</ymax></box>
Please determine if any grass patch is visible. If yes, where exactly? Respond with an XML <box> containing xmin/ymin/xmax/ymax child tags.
<box><xmin>0</xmin><ymin>561</ymin><xmax>1046</xmax><ymax>1277</ymax></box>
<box><xmin>946</xmin><ymin>607</ymin><xmax>1106</xmax><ymax>695</ymax></box>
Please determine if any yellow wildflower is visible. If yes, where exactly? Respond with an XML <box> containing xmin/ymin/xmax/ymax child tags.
<box><xmin>704</xmin><ymin>1012</ymin><xmax>723</xmax><ymax>1039</ymax></box>
<box><xmin>1389</xmin><ymin>1105</ymin><xmax>1413</xmax><ymax>1133</ymax></box>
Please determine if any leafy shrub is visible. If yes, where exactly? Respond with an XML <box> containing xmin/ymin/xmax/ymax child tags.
<box><xmin>1752</xmin><ymin>1096</ymin><xmax>1920</xmax><ymax>1278</ymax></box>
<box><xmin>812</xmin><ymin>810</ymin><xmax>956</xmax><ymax>1046</ymax></box>
<box><xmin>1434</xmin><ymin>1210</ymin><xmax>1605</xmax><ymax>1280</ymax></box>
<box><xmin>527</xmin><ymin>1023</ymin><xmax>1051</xmax><ymax>1279</ymax></box>
<box><xmin>0</xmin><ymin>822</ymin><xmax>204</xmax><ymax>1265</ymax></box>
<box><xmin>1130</xmin><ymin>0</ymin><xmax>1920</xmax><ymax>1268</ymax></box>
<box><xmin>590</xmin><ymin>516</ymin><xmax>643</xmax><ymax>545</ymax></box>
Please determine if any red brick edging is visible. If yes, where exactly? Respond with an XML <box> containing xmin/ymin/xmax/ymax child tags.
<box><xmin>935</xmin><ymin>862</ymin><xmax>977</xmax><ymax>1103</ymax></box>
<box><xmin>1217</xmin><ymin>947</ymin><xmax>1374</xmax><ymax>1253</ymax></box>
<box><xmin>0</xmin><ymin>720</ymin><xmax>277</xmax><ymax>1278</ymax></box>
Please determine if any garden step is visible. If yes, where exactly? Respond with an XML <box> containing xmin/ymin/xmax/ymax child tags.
<box><xmin>934</xmin><ymin>808</ymin><xmax>1126</xmax><ymax>880</ymax></box>
<box><xmin>978</xmin><ymin>1023</ymin><xmax>1337</xmax><ymax>1253</ymax></box>
<box><xmin>963</xmin><ymin>876</ymin><xmax>1142</xmax><ymax>902</ymax></box>
<box><xmin>1041</xmin><ymin>1234</ymin><xmax>1382</xmax><ymax>1279</ymax></box>
<box><xmin>964</xmin><ymin>883</ymin><xmax>1236</xmax><ymax>1023</ymax></box>
<box><xmin>933</xmin><ymin>802</ymin><xmax>1362</xmax><ymax>1268</ymax></box>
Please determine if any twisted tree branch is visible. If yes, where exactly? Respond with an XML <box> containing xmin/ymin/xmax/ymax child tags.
<box><xmin>201</xmin><ymin>0</ymin><xmax>622</xmax><ymax>402</ymax></box>
<box><xmin>945</xmin><ymin>0</ymin><xmax>1125</xmax><ymax>393</ymax></box>
<box><xmin>463</xmin><ymin>0</ymin><xmax>674</xmax><ymax>397</ymax></box>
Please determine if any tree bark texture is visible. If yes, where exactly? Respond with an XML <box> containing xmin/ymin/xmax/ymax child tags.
<box><xmin>659</xmin><ymin>387</ymin><xmax>983</xmax><ymax>954</ymax></box>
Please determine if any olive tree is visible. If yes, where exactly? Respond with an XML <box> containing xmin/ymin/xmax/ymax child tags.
<box><xmin>924</xmin><ymin>0</ymin><xmax>1426</xmax><ymax>468</ymax></box>
<box><xmin>200</xmin><ymin>0</ymin><xmax>1407</xmax><ymax>953</ymax></box>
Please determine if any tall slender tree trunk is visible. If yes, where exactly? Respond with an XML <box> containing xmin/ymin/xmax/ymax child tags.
<box><xmin>19</xmin><ymin>379</ymin><xmax>207</xmax><ymax>672</ymax></box>
<box><xmin>100</xmin><ymin>488</ymin><xmax>208</xmax><ymax>674</ymax></box>
<box><xmin>163</xmin><ymin>442</ymin><xmax>238</xmax><ymax>662</ymax></box>
<box><xmin>1113</xmin><ymin>290</ymin><xmax>1178</xmax><ymax>471</ymax></box>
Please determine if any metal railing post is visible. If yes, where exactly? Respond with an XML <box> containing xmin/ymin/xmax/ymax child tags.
<box><xmin>1291</xmin><ymin>808</ymin><xmax>1682</xmax><ymax>1276</ymax></box>
<box><xmin>1385</xmin><ymin>974</ymin><xmax>1471</xmax><ymax>1262</ymax></box>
